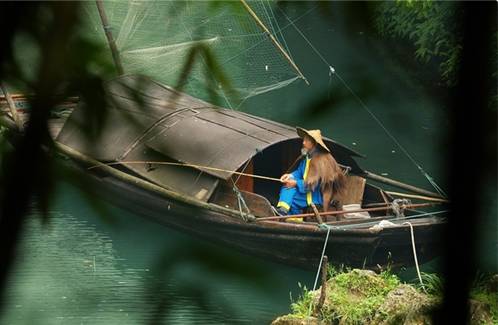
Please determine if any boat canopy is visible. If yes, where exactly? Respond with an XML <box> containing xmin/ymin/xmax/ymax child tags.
<box><xmin>57</xmin><ymin>75</ymin><xmax>364</xmax><ymax>201</ymax></box>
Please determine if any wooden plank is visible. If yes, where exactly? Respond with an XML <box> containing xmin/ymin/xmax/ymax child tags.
<box><xmin>210</xmin><ymin>182</ymin><xmax>273</xmax><ymax>217</ymax></box>
<box><xmin>235</xmin><ymin>159</ymin><xmax>254</xmax><ymax>193</ymax></box>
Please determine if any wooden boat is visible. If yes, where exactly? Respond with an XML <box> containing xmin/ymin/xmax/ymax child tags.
<box><xmin>0</xmin><ymin>75</ymin><xmax>447</xmax><ymax>270</ymax></box>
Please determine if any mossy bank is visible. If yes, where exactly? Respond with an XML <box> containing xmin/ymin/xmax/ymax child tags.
<box><xmin>273</xmin><ymin>269</ymin><xmax>497</xmax><ymax>325</ymax></box>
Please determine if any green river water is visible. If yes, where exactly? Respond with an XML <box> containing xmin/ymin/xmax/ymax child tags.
<box><xmin>1</xmin><ymin>3</ymin><xmax>496</xmax><ymax>324</ymax></box>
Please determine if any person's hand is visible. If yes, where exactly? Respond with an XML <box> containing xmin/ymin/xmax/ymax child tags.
<box><xmin>280</xmin><ymin>174</ymin><xmax>296</xmax><ymax>188</ymax></box>
<box><xmin>284</xmin><ymin>179</ymin><xmax>297</xmax><ymax>188</ymax></box>
<box><xmin>280</xmin><ymin>173</ymin><xmax>291</xmax><ymax>182</ymax></box>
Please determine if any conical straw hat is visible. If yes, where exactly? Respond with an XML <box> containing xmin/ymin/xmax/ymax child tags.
<box><xmin>296</xmin><ymin>127</ymin><xmax>330</xmax><ymax>153</ymax></box>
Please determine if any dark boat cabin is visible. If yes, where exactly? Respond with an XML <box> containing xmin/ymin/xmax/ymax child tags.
<box><xmin>56</xmin><ymin>75</ymin><xmax>389</xmax><ymax>219</ymax></box>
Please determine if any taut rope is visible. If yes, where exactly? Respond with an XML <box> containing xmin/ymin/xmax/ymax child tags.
<box><xmin>308</xmin><ymin>224</ymin><xmax>332</xmax><ymax>317</ymax></box>
<box><xmin>386</xmin><ymin>191</ymin><xmax>448</xmax><ymax>203</ymax></box>
<box><xmin>277</xmin><ymin>5</ymin><xmax>447</xmax><ymax>198</ymax></box>
<box><xmin>88</xmin><ymin>160</ymin><xmax>283</xmax><ymax>182</ymax></box>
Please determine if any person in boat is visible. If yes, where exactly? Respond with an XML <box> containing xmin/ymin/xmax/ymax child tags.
<box><xmin>276</xmin><ymin>127</ymin><xmax>345</xmax><ymax>218</ymax></box>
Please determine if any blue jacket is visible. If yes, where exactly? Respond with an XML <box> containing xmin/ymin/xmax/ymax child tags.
<box><xmin>290</xmin><ymin>155</ymin><xmax>323</xmax><ymax>206</ymax></box>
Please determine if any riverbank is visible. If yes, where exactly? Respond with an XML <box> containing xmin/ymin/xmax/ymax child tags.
<box><xmin>272</xmin><ymin>268</ymin><xmax>497</xmax><ymax>325</ymax></box>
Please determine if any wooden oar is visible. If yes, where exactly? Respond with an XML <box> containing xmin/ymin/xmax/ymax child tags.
<box><xmin>256</xmin><ymin>202</ymin><xmax>440</xmax><ymax>222</ymax></box>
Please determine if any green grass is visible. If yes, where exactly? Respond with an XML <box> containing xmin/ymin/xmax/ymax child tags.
<box><xmin>289</xmin><ymin>268</ymin><xmax>401</xmax><ymax>324</ymax></box>
<box><xmin>289</xmin><ymin>282</ymin><xmax>314</xmax><ymax>318</ymax></box>
<box><xmin>417</xmin><ymin>272</ymin><xmax>444</xmax><ymax>296</ymax></box>
<box><xmin>322</xmin><ymin>269</ymin><xmax>400</xmax><ymax>324</ymax></box>
<box><xmin>287</xmin><ymin>267</ymin><xmax>497</xmax><ymax>324</ymax></box>
<box><xmin>469</xmin><ymin>273</ymin><xmax>498</xmax><ymax>323</ymax></box>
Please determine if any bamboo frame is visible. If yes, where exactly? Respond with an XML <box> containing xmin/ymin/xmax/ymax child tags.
<box><xmin>256</xmin><ymin>202</ymin><xmax>439</xmax><ymax>221</ymax></box>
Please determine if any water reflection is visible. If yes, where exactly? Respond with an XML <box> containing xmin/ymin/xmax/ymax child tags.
<box><xmin>3</xmin><ymin>211</ymin><xmax>152</xmax><ymax>324</ymax></box>
<box><xmin>1</xmin><ymin>182</ymin><xmax>312</xmax><ymax>324</ymax></box>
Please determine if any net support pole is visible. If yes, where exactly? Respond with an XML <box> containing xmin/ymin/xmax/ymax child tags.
<box><xmin>96</xmin><ymin>0</ymin><xmax>124</xmax><ymax>76</ymax></box>
<box><xmin>362</xmin><ymin>170</ymin><xmax>445</xmax><ymax>199</ymax></box>
<box><xmin>240</xmin><ymin>0</ymin><xmax>309</xmax><ymax>85</ymax></box>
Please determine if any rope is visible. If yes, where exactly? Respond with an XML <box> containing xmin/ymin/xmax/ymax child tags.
<box><xmin>223</xmin><ymin>5</ymin><xmax>317</xmax><ymax>65</ymax></box>
<box><xmin>328</xmin><ymin>66</ymin><xmax>334</xmax><ymax>99</ymax></box>
<box><xmin>336</xmin><ymin>72</ymin><xmax>447</xmax><ymax>198</ymax></box>
<box><xmin>386</xmin><ymin>191</ymin><xmax>449</xmax><ymax>203</ymax></box>
<box><xmin>329</xmin><ymin>210</ymin><xmax>448</xmax><ymax>230</ymax></box>
<box><xmin>391</xmin><ymin>198</ymin><xmax>411</xmax><ymax>218</ymax></box>
<box><xmin>266</xmin><ymin>0</ymin><xmax>294</xmax><ymax>60</ymax></box>
<box><xmin>233</xmin><ymin>185</ymin><xmax>251</xmax><ymax>221</ymax></box>
<box><xmin>308</xmin><ymin>223</ymin><xmax>332</xmax><ymax>317</ymax></box>
<box><xmin>88</xmin><ymin>160</ymin><xmax>282</xmax><ymax>182</ymax></box>
<box><xmin>261</xmin><ymin>1</ymin><xmax>278</xmax><ymax>46</ymax></box>
<box><xmin>240</xmin><ymin>0</ymin><xmax>309</xmax><ymax>85</ymax></box>
<box><xmin>277</xmin><ymin>6</ymin><xmax>447</xmax><ymax>198</ymax></box>
<box><xmin>403</xmin><ymin>221</ymin><xmax>424</xmax><ymax>290</ymax></box>
<box><xmin>229</xmin><ymin>157</ymin><xmax>253</xmax><ymax>221</ymax></box>
<box><xmin>234</xmin><ymin>157</ymin><xmax>253</xmax><ymax>185</ymax></box>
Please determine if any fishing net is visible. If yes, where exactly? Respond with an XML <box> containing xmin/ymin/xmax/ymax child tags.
<box><xmin>83</xmin><ymin>0</ymin><xmax>303</xmax><ymax>108</ymax></box>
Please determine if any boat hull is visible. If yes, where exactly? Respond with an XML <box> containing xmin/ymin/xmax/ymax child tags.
<box><xmin>87</xmin><ymin>169</ymin><xmax>444</xmax><ymax>270</ymax></box>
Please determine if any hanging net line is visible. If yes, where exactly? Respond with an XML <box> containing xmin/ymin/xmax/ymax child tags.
<box><xmin>276</xmin><ymin>6</ymin><xmax>447</xmax><ymax>197</ymax></box>
<box><xmin>83</xmin><ymin>0</ymin><xmax>309</xmax><ymax>108</ymax></box>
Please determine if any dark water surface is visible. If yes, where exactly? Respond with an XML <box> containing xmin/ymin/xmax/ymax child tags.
<box><xmin>2</xmin><ymin>2</ymin><xmax>495</xmax><ymax>325</ymax></box>
<box><xmin>2</xmin><ymin>182</ymin><xmax>312</xmax><ymax>324</ymax></box>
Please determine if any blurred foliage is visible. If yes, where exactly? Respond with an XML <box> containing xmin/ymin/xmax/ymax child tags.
<box><xmin>0</xmin><ymin>1</ymin><xmax>262</xmax><ymax>322</ymax></box>
<box><xmin>376</xmin><ymin>1</ymin><xmax>497</xmax><ymax>110</ymax></box>
<box><xmin>375</xmin><ymin>1</ymin><xmax>462</xmax><ymax>87</ymax></box>
<box><xmin>174</xmin><ymin>43</ymin><xmax>240</xmax><ymax>106</ymax></box>
<box><xmin>0</xmin><ymin>2</ymin><xmax>114</xmax><ymax>224</ymax></box>
<box><xmin>0</xmin><ymin>3</ymin><xmax>114</xmax><ymax>305</ymax></box>
<box><xmin>0</xmin><ymin>1</ymin><xmax>496</xmax><ymax>323</ymax></box>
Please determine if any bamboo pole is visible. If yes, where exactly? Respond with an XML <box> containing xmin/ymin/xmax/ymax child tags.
<box><xmin>240</xmin><ymin>0</ymin><xmax>309</xmax><ymax>85</ymax></box>
<box><xmin>362</xmin><ymin>170</ymin><xmax>445</xmax><ymax>199</ymax></box>
<box><xmin>96</xmin><ymin>0</ymin><xmax>124</xmax><ymax>75</ymax></box>
<box><xmin>385</xmin><ymin>191</ymin><xmax>449</xmax><ymax>203</ymax></box>
<box><xmin>90</xmin><ymin>162</ymin><xmax>449</xmax><ymax>204</ymax></box>
<box><xmin>0</xmin><ymin>94</ymin><xmax>79</xmax><ymax>102</ymax></box>
<box><xmin>0</xmin><ymin>93</ymin><xmax>30</xmax><ymax>99</ymax></box>
<box><xmin>0</xmin><ymin>83</ymin><xmax>22</xmax><ymax>130</ymax></box>
<box><xmin>256</xmin><ymin>202</ymin><xmax>439</xmax><ymax>221</ymax></box>
<box><xmin>88</xmin><ymin>160</ymin><xmax>283</xmax><ymax>182</ymax></box>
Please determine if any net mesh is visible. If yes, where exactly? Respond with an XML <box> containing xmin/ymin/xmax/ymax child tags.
<box><xmin>83</xmin><ymin>0</ymin><xmax>301</xmax><ymax>108</ymax></box>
